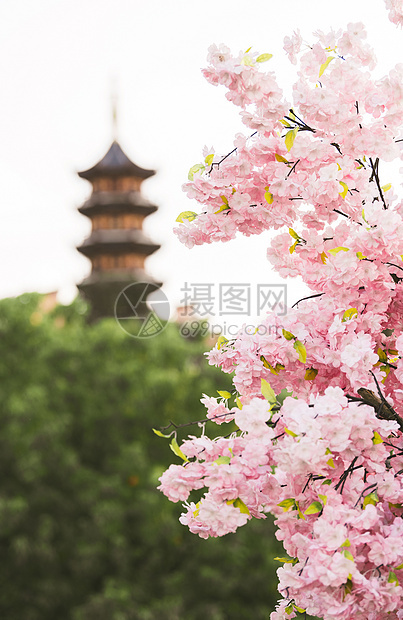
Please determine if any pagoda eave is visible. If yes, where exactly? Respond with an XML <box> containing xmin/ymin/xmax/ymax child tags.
<box><xmin>77</xmin><ymin>241</ymin><xmax>160</xmax><ymax>258</ymax></box>
<box><xmin>78</xmin><ymin>203</ymin><xmax>157</xmax><ymax>218</ymax></box>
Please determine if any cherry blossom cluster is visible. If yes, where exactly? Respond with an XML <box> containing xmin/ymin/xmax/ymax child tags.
<box><xmin>384</xmin><ymin>0</ymin><xmax>403</xmax><ymax>26</ymax></box>
<box><xmin>160</xmin><ymin>14</ymin><xmax>403</xmax><ymax>620</ymax></box>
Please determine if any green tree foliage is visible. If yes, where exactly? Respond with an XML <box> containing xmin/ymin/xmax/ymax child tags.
<box><xmin>0</xmin><ymin>294</ymin><xmax>284</xmax><ymax>620</ymax></box>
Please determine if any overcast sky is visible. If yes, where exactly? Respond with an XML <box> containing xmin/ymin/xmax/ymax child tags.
<box><xmin>0</xmin><ymin>0</ymin><xmax>400</xmax><ymax>323</ymax></box>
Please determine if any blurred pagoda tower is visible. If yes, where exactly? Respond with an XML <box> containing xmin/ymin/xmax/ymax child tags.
<box><xmin>76</xmin><ymin>122</ymin><xmax>161</xmax><ymax>322</ymax></box>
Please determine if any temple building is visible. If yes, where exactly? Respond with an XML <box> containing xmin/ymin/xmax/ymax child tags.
<box><xmin>76</xmin><ymin>139</ymin><xmax>161</xmax><ymax>322</ymax></box>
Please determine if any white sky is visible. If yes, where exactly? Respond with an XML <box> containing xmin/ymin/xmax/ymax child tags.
<box><xmin>0</xmin><ymin>0</ymin><xmax>400</xmax><ymax>323</ymax></box>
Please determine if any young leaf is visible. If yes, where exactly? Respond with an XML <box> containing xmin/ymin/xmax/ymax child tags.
<box><xmin>344</xmin><ymin>550</ymin><xmax>354</xmax><ymax>561</ymax></box>
<box><xmin>363</xmin><ymin>492</ymin><xmax>379</xmax><ymax>508</ymax></box>
<box><xmin>217</xmin><ymin>390</ymin><xmax>231</xmax><ymax>399</ymax></box>
<box><xmin>152</xmin><ymin>428</ymin><xmax>173</xmax><ymax>439</ymax></box>
<box><xmin>204</xmin><ymin>153</ymin><xmax>214</xmax><ymax>166</ymax></box>
<box><xmin>277</xmin><ymin>498</ymin><xmax>295</xmax><ymax>511</ymax></box>
<box><xmin>176</xmin><ymin>211</ymin><xmax>197</xmax><ymax>223</ymax></box>
<box><xmin>294</xmin><ymin>340</ymin><xmax>307</xmax><ymax>363</ymax></box>
<box><xmin>275</xmin><ymin>153</ymin><xmax>289</xmax><ymax>163</ymax></box>
<box><xmin>305</xmin><ymin>367</ymin><xmax>318</xmax><ymax>380</ymax></box>
<box><xmin>285</xmin><ymin>127</ymin><xmax>298</xmax><ymax>151</ymax></box>
<box><xmin>261</xmin><ymin>378</ymin><xmax>277</xmax><ymax>404</ymax></box>
<box><xmin>264</xmin><ymin>189</ymin><xmax>274</xmax><ymax>204</ymax></box>
<box><xmin>329</xmin><ymin>246</ymin><xmax>349</xmax><ymax>255</ymax></box>
<box><xmin>214</xmin><ymin>455</ymin><xmax>231</xmax><ymax>465</ymax></box>
<box><xmin>319</xmin><ymin>55</ymin><xmax>335</xmax><ymax>77</ymax></box>
<box><xmin>282</xmin><ymin>329</ymin><xmax>295</xmax><ymax>341</ymax></box>
<box><xmin>388</xmin><ymin>571</ymin><xmax>399</xmax><ymax>585</ymax></box>
<box><xmin>304</xmin><ymin>501</ymin><xmax>323</xmax><ymax>515</ymax></box>
<box><xmin>274</xmin><ymin>556</ymin><xmax>298</xmax><ymax>564</ymax></box>
<box><xmin>233</xmin><ymin>497</ymin><xmax>250</xmax><ymax>515</ymax></box>
<box><xmin>289</xmin><ymin>228</ymin><xmax>300</xmax><ymax>240</ymax></box>
<box><xmin>284</xmin><ymin>427</ymin><xmax>298</xmax><ymax>437</ymax></box>
<box><xmin>377</xmin><ymin>348</ymin><xmax>388</xmax><ymax>363</ymax></box>
<box><xmin>289</xmin><ymin>240</ymin><xmax>299</xmax><ymax>254</ymax></box>
<box><xmin>169</xmin><ymin>437</ymin><xmax>189</xmax><ymax>462</ymax></box>
<box><xmin>188</xmin><ymin>163</ymin><xmax>205</xmax><ymax>180</ymax></box>
<box><xmin>217</xmin><ymin>336</ymin><xmax>228</xmax><ymax>350</ymax></box>
<box><xmin>342</xmin><ymin>308</ymin><xmax>358</xmax><ymax>322</ymax></box>
<box><xmin>277</xmin><ymin>389</ymin><xmax>293</xmax><ymax>406</ymax></box>
<box><xmin>339</xmin><ymin>181</ymin><xmax>349</xmax><ymax>199</ymax></box>
<box><xmin>256</xmin><ymin>53</ymin><xmax>273</xmax><ymax>63</ymax></box>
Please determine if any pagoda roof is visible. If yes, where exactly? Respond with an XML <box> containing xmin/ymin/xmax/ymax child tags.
<box><xmin>78</xmin><ymin>191</ymin><xmax>158</xmax><ymax>217</ymax></box>
<box><xmin>77</xmin><ymin>229</ymin><xmax>160</xmax><ymax>258</ymax></box>
<box><xmin>78</xmin><ymin>141</ymin><xmax>155</xmax><ymax>181</ymax></box>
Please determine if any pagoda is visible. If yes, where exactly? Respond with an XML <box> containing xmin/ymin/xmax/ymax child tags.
<box><xmin>76</xmin><ymin>139</ymin><xmax>161</xmax><ymax>321</ymax></box>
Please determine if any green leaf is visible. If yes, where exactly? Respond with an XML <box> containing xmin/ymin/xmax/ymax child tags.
<box><xmin>304</xmin><ymin>501</ymin><xmax>323</xmax><ymax>515</ymax></box>
<box><xmin>341</xmin><ymin>539</ymin><xmax>351</xmax><ymax>547</ymax></box>
<box><xmin>233</xmin><ymin>497</ymin><xmax>250</xmax><ymax>515</ymax></box>
<box><xmin>295</xmin><ymin>500</ymin><xmax>305</xmax><ymax>520</ymax></box>
<box><xmin>395</xmin><ymin>562</ymin><xmax>403</xmax><ymax>570</ymax></box>
<box><xmin>305</xmin><ymin>367</ymin><xmax>318</xmax><ymax>380</ymax></box>
<box><xmin>294</xmin><ymin>340</ymin><xmax>307</xmax><ymax>363</ymax></box>
<box><xmin>363</xmin><ymin>491</ymin><xmax>379</xmax><ymax>508</ymax></box>
<box><xmin>204</xmin><ymin>153</ymin><xmax>214</xmax><ymax>166</ymax></box>
<box><xmin>214</xmin><ymin>455</ymin><xmax>231</xmax><ymax>465</ymax></box>
<box><xmin>318</xmin><ymin>494</ymin><xmax>328</xmax><ymax>505</ymax></box>
<box><xmin>261</xmin><ymin>378</ymin><xmax>277</xmax><ymax>404</ymax></box>
<box><xmin>284</xmin><ymin>427</ymin><xmax>298</xmax><ymax>437</ymax></box>
<box><xmin>319</xmin><ymin>55</ymin><xmax>335</xmax><ymax>77</ymax></box>
<box><xmin>382</xmin><ymin>183</ymin><xmax>392</xmax><ymax>192</ymax></box>
<box><xmin>382</xmin><ymin>328</ymin><xmax>394</xmax><ymax>337</ymax></box>
<box><xmin>244</xmin><ymin>46</ymin><xmax>252</xmax><ymax>53</ymax></box>
<box><xmin>188</xmin><ymin>163</ymin><xmax>205</xmax><ymax>180</ymax></box>
<box><xmin>285</xmin><ymin>604</ymin><xmax>294</xmax><ymax>615</ymax></box>
<box><xmin>215</xmin><ymin>196</ymin><xmax>230</xmax><ymax>214</ymax></box>
<box><xmin>356</xmin><ymin>251</ymin><xmax>367</xmax><ymax>260</ymax></box>
<box><xmin>293</xmin><ymin>605</ymin><xmax>306</xmax><ymax>613</ymax></box>
<box><xmin>235</xmin><ymin>396</ymin><xmax>243</xmax><ymax>409</ymax></box>
<box><xmin>289</xmin><ymin>228</ymin><xmax>300</xmax><ymax>240</ymax></box>
<box><xmin>274</xmin><ymin>556</ymin><xmax>298</xmax><ymax>564</ymax></box>
<box><xmin>289</xmin><ymin>240</ymin><xmax>299</xmax><ymax>254</ymax></box>
<box><xmin>282</xmin><ymin>329</ymin><xmax>295</xmax><ymax>341</ymax></box>
<box><xmin>264</xmin><ymin>189</ymin><xmax>273</xmax><ymax>204</ymax></box>
<box><xmin>377</xmin><ymin>348</ymin><xmax>388</xmax><ymax>363</ymax></box>
<box><xmin>329</xmin><ymin>246</ymin><xmax>349</xmax><ymax>255</ymax></box>
<box><xmin>285</xmin><ymin>127</ymin><xmax>298</xmax><ymax>151</ymax></box>
<box><xmin>217</xmin><ymin>390</ymin><xmax>231</xmax><ymax>399</ymax></box>
<box><xmin>275</xmin><ymin>153</ymin><xmax>289</xmax><ymax>163</ymax></box>
<box><xmin>343</xmin><ymin>550</ymin><xmax>354</xmax><ymax>561</ymax></box>
<box><xmin>373</xmin><ymin>431</ymin><xmax>383</xmax><ymax>445</ymax></box>
<box><xmin>277</xmin><ymin>498</ymin><xmax>295</xmax><ymax>512</ymax></box>
<box><xmin>176</xmin><ymin>211</ymin><xmax>197</xmax><ymax>223</ymax></box>
<box><xmin>152</xmin><ymin>428</ymin><xmax>173</xmax><ymax>438</ymax></box>
<box><xmin>388</xmin><ymin>571</ymin><xmax>399</xmax><ymax>585</ymax></box>
<box><xmin>342</xmin><ymin>308</ymin><xmax>358</xmax><ymax>322</ymax></box>
<box><xmin>327</xmin><ymin>457</ymin><xmax>335</xmax><ymax>468</ymax></box>
<box><xmin>217</xmin><ymin>336</ymin><xmax>228</xmax><ymax>350</ymax></box>
<box><xmin>256</xmin><ymin>53</ymin><xmax>273</xmax><ymax>63</ymax></box>
<box><xmin>169</xmin><ymin>437</ymin><xmax>189</xmax><ymax>462</ymax></box>
<box><xmin>339</xmin><ymin>181</ymin><xmax>349</xmax><ymax>199</ymax></box>
<box><xmin>322</xmin><ymin>479</ymin><xmax>332</xmax><ymax>485</ymax></box>
<box><xmin>276</xmin><ymin>389</ymin><xmax>293</xmax><ymax>406</ymax></box>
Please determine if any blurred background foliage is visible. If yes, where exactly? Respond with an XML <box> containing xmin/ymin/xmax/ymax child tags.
<box><xmin>0</xmin><ymin>293</ymin><xmax>289</xmax><ymax>620</ymax></box>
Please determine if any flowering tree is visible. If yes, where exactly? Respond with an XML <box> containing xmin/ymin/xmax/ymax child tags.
<box><xmin>158</xmin><ymin>3</ymin><xmax>403</xmax><ymax>618</ymax></box>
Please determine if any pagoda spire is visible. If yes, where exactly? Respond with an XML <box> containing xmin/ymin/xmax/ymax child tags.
<box><xmin>111</xmin><ymin>78</ymin><xmax>118</xmax><ymax>141</ymax></box>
